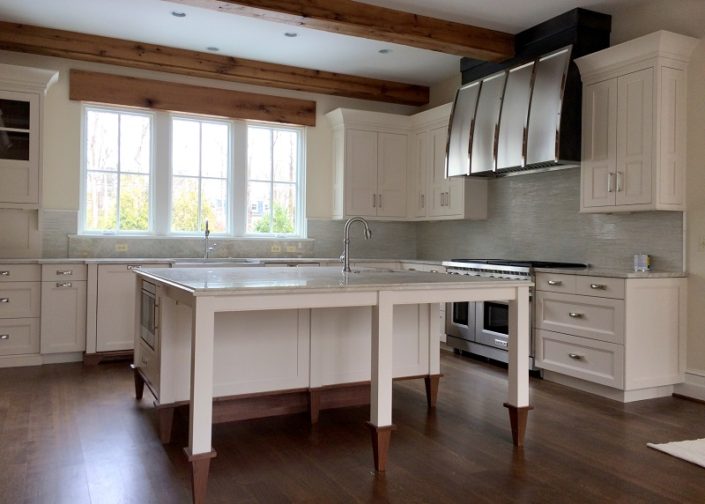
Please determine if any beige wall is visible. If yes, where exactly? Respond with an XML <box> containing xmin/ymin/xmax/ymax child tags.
<box><xmin>0</xmin><ymin>49</ymin><xmax>415</xmax><ymax>217</ymax></box>
<box><xmin>602</xmin><ymin>0</ymin><xmax>705</xmax><ymax>374</ymax></box>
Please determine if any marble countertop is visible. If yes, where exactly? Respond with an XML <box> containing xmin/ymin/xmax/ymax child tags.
<box><xmin>137</xmin><ymin>265</ymin><xmax>531</xmax><ymax>296</ymax></box>
<box><xmin>533</xmin><ymin>266</ymin><xmax>686</xmax><ymax>278</ymax></box>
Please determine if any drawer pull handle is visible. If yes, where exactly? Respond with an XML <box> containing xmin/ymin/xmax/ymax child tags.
<box><xmin>568</xmin><ymin>312</ymin><xmax>583</xmax><ymax>318</ymax></box>
<box><xmin>0</xmin><ymin>298</ymin><xmax>8</xmax><ymax>303</ymax></box>
<box><xmin>0</xmin><ymin>271</ymin><xmax>9</xmax><ymax>276</ymax></box>
<box><xmin>56</xmin><ymin>270</ymin><xmax>73</xmax><ymax>276</ymax></box>
<box><xmin>494</xmin><ymin>338</ymin><xmax>508</xmax><ymax>348</ymax></box>
<box><xmin>0</xmin><ymin>334</ymin><xmax>9</xmax><ymax>340</ymax></box>
<box><xmin>127</xmin><ymin>265</ymin><xmax>141</xmax><ymax>271</ymax></box>
<box><xmin>590</xmin><ymin>283</ymin><xmax>606</xmax><ymax>290</ymax></box>
<box><xmin>56</xmin><ymin>282</ymin><xmax>72</xmax><ymax>288</ymax></box>
<box><xmin>568</xmin><ymin>353</ymin><xmax>584</xmax><ymax>360</ymax></box>
<box><xmin>547</xmin><ymin>280</ymin><xmax>562</xmax><ymax>286</ymax></box>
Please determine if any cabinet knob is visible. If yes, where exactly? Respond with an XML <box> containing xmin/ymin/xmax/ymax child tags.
<box><xmin>547</xmin><ymin>280</ymin><xmax>562</xmax><ymax>286</ymax></box>
<box><xmin>590</xmin><ymin>283</ymin><xmax>606</xmax><ymax>290</ymax></box>
<box><xmin>568</xmin><ymin>353</ymin><xmax>584</xmax><ymax>360</ymax></box>
<box><xmin>568</xmin><ymin>312</ymin><xmax>583</xmax><ymax>319</ymax></box>
<box><xmin>0</xmin><ymin>334</ymin><xmax>9</xmax><ymax>340</ymax></box>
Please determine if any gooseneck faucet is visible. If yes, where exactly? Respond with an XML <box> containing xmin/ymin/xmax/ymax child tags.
<box><xmin>341</xmin><ymin>217</ymin><xmax>373</xmax><ymax>272</ymax></box>
<box><xmin>204</xmin><ymin>219</ymin><xmax>213</xmax><ymax>259</ymax></box>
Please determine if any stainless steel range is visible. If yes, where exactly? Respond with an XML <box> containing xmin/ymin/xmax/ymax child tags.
<box><xmin>441</xmin><ymin>259</ymin><xmax>587</xmax><ymax>369</ymax></box>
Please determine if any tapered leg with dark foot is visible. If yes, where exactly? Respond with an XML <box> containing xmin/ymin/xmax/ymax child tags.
<box><xmin>503</xmin><ymin>403</ymin><xmax>533</xmax><ymax>447</ymax></box>
<box><xmin>184</xmin><ymin>449</ymin><xmax>217</xmax><ymax>504</ymax></box>
<box><xmin>424</xmin><ymin>374</ymin><xmax>441</xmax><ymax>409</ymax></box>
<box><xmin>309</xmin><ymin>388</ymin><xmax>321</xmax><ymax>424</ymax></box>
<box><xmin>366</xmin><ymin>422</ymin><xmax>396</xmax><ymax>471</ymax></box>
<box><xmin>158</xmin><ymin>407</ymin><xmax>175</xmax><ymax>444</ymax></box>
<box><xmin>131</xmin><ymin>364</ymin><xmax>144</xmax><ymax>400</ymax></box>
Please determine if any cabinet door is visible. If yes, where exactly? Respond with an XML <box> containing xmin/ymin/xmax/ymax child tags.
<box><xmin>40</xmin><ymin>280</ymin><xmax>86</xmax><ymax>353</ymax></box>
<box><xmin>409</xmin><ymin>131</ymin><xmax>428</xmax><ymax>218</ymax></box>
<box><xmin>344</xmin><ymin>129</ymin><xmax>377</xmax><ymax>217</ymax></box>
<box><xmin>428</xmin><ymin>126</ymin><xmax>449</xmax><ymax>217</ymax></box>
<box><xmin>377</xmin><ymin>132</ymin><xmax>407</xmax><ymax>218</ymax></box>
<box><xmin>616</xmin><ymin>68</ymin><xmax>653</xmax><ymax>207</ymax></box>
<box><xmin>581</xmin><ymin>80</ymin><xmax>617</xmax><ymax>209</ymax></box>
<box><xmin>0</xmin><ymin>91</ymin><xmax>39</xmax><ymax>204</ymax></box>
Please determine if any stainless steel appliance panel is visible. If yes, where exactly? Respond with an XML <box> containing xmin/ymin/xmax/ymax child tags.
<box><xmin>496</xmin><ymin>62</ymin><xmax>535</xmax><ymax>170</ymax></box>
<box><xmin>446</xmin><ymin>82</ymin><xmax>481</xmax><ymax>177</ymax></box>
<box><xmin>445</xmin><ymin>300</ymin><xmax>476</xmax><ymax>342</ymax></box>
<box><xmin>470</xmin><ymin>71</ymin><xmax>506</xmax><ymax>174</ymax></box>
<box><xmin>475</xmin><ymin>301</ymin><xmax>510</xmax><ymax>351</ymax></box>
<box><xmin>140</xmin><ymin>280</ymin><xmax>157</xmax><ymax>350</ymax></box>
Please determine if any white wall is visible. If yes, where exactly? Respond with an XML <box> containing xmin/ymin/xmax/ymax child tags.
<box><xmin>0</xmin><ymin>49</ymin><xmax>416</xmax><ymax>218</ymax></box>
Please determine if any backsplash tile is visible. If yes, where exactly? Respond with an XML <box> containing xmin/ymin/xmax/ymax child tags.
<box><xmin>307</xmin><ymin>219</ymin><xmax>417</xmax><ymax>259</ymax></box>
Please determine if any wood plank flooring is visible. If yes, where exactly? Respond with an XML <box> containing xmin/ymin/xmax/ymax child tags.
<box><xmin>2</xmin><ymin>351</ymin><xmax>705</xmax><ymax>503</ymax></box>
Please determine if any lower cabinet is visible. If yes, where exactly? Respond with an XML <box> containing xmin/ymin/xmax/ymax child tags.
<box><xmin>40</xmin><ymin>264</ymin><xmax>86</xmax><ymax>354</ymax></box>
<box><xmin>535</xmin><ymin>273</ymin><xmax>686</xmax><ymax>400</ymax></box>
<box><xmin>92</xmin><ymin>263</ymin><xmax>169</xmax><ymax>354</ymax></box>
<box><xmin>0</xmin><ymin>264</ymin><xmax>40</xmax><ymax>360</ymax></box>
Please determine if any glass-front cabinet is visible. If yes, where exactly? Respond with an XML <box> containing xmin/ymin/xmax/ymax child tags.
<box><xmin>0</xmin><ymin>91</ymin><xmax>40</xmax><ymax>205</ymax></box>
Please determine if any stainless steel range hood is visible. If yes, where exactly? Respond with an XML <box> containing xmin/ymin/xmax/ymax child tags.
<box><xmin>446</xmin><ymin>46</ymin><xmax>574</xmax><ymax>177</ymax></box>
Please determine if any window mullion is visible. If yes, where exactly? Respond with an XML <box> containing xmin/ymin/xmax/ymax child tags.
<box><xmin>154</xmin><ymin>112</ymin><xmax>169</xmax><ymax>235</ymax></box>
<box><xmin>115</xmin><ymin>114</ymin><xmax>121</xmax><ymax>233</ymax></box>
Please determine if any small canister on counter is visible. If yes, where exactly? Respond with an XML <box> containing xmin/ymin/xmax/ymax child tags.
<box><xmin>633</xmin><ymin>253</ymin><xmax>651</xmax><ymax>272</ymax></box>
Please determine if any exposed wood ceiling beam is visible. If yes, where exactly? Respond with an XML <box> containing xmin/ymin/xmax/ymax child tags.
<box><xmin>166</xmin><ymin>0</ymin><xmax>515</xmax><ymax>61</ymax></box>
<box><xmin>0</xmin><ymin>21</ymin><xmax>429</xmax><ymax>106</ymax></box>
<box><xmin>69</xmin><ymin>70</ymin><xmax>317</xmax><ymax>126</ymax></box>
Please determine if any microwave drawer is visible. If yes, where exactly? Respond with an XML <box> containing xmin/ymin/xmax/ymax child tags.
<box><xmin>535</xmin><ymin>292</ymin><xmax>625</xmax><ymax>344</ymax></box>
<box><xmin>535</xmin><ymin>329</ymin><xmax>624</xmax><ymax>388</ymax></box>
<box><xmin>535</xmin><ymin>273</ymin><xmax>577</xmax><ymax>294</ymax></box>
<box><xmin>136</xmin><ymin>339</ymin><xmax>160</xmax><ymax>397</ymax></box>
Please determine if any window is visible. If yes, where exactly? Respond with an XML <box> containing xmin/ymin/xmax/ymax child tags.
<box><xmin>247</xmin><ymin>125</ymin><xmax>302</xmax><ymax>235</ymax></box>
<box><xmin>81</xmin><ymin>105</ymin><xmax>305</xmax><ymax>237</ymax></box>
<box><xmin>170</xmin><ymin>117</ymin><xmax>230</xmax><ymax>233</ymax></box>
<box><xmin>82</xmin><ymin>106</ymin><xmax>152</xmax><ymax>233</ymax></box>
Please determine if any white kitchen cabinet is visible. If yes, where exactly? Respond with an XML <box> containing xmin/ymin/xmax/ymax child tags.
<box><xmin>576</xmin><ymin>31</ymin><xmax>697</xmax><ymax>213</ymax></box>
<box><xmin>40</xmin><ymin>264</ymin><xmax>86</xmax><ymax>354</ymax></box>
<box><xmin>534</xmin><ymin>272</ymin><xmax>686</xmax><ymax>401</ymax></box>
<box><xmin>327</xmin><ymin>109</ymin><xmax>409</xmax><ymax>219</ymax></box>
<box><xmin>92</xmin><ymin>263</ymin><xmax>168</xmax><ymax>354</ymax></box>
<box><xmin>409</xmin><ymin>104</ymin><xmax>487</xmax><ymax>221</ymax></box>
<box><xmin>0</xmin><ymin>264</ymin><xmax>40</xmax><ymax>362</ymax></box>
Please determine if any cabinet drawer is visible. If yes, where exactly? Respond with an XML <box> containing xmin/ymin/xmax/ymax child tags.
<box><xmin>137</xmin><ymin>339</ymin><xmax>160</xmax><ymax>395</ymax></box>
<box><xmin>0</xmin><ymin>264</ymin><xmax>40</xmax><ymax>282</ymax></box>
<box><xmin>576</xmin><ymin>276</ymin><xmax>625</xmax><ymax>299</ymax></box>
<box><xmin>42</xmin><ymin>264</ymin><xmax>87</xmax><ymax>282</ymax></box>
<box><xmin>536</xmin><ymin>291</ymin><xmax>625</xmax><ymax>344</ymax></box>
<box><xmin>0</xmin><ymin>282</ymin><xmax>40</xmax><ymax>318</ymax></box>
<box><xmin>536</xmin><ymin>329</ymin><xmax>624</xmax><ymax>388</ymax></box>
<box><xmin>0</xmin><ymin>318</ymin><xmax>40</xmax><ymax>356</ymax></box>
<box><xmin>535</xmin><ymin>273</ymin><xmax>577</xmax><ymax>293</ymax></box>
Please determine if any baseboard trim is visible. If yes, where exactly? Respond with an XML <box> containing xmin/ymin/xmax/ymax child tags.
<box><xmin>0</xmin><ymin>352</ymin><xmax>84</xmax><ymax>368</ymax></box>
<box><xmin>542</xmin><ymin>371</ymin><xmax>674</xmax><ymax>403</ymax></box>
<box><xmin>673</xmin><ymin>370</ymin><xmax>705</xmax><ymax>402</ymax></box>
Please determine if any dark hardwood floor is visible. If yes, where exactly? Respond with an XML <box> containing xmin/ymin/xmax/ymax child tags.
<box><xmin>2</xmin><ymin>351</ymin><xmax>705</xmax><ymax>503</ymax></box>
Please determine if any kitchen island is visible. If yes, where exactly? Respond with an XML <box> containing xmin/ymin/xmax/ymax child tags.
<box><xmin>134</xmin><ymin>266</ymin><xmax>531</xmax><ymax>504</ymax></box>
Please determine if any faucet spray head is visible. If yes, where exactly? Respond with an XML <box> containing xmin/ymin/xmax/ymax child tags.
<box><xmin>364</xmin><ymin>228</ymin><xmax>373</xmax><ymax>240</ymax></box>
<box><xmin>205</xmin><ymin>219</ymin><xmax>210</xmax><ymax>237</ymax></box>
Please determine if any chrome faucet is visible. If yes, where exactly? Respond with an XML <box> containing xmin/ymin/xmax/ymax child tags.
<box><xmin>204</xmin><ymin>220</ymin><xmax>216</xmax><ymax>259</ymax></box>
<box><xmin>341</xmin><ymin>217</ymin><xmax>373</xmax><ymax>273</ymax></box>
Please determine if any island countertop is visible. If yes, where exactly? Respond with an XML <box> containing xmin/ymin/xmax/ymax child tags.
<box><xmin>137</xmin><ymin>265</ymin><xmax>533</xmax><ymax>295</ymax></box>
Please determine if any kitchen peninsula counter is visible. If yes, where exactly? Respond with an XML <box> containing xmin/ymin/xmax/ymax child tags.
<box><xmin>134</xmin><ymin>266</ymin><xmax>532</xmax><ymax>504</ymax></box>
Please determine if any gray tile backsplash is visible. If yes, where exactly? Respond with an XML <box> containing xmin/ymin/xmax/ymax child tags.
<box><xmin>39</xmin><ymin>167</ymin><xmax>683</xmax><ymax>271</ymax></box>
<box><xmin>416</xmin><ymin>168</ymin><xmax>684</xmax><ymax>271</ymax></box>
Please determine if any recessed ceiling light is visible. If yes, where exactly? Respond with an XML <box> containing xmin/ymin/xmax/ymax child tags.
<box><xmin>171</xmin><ymin>11</ymin><xmax>186</xmax><ymax>18</ymax></box>
<box><xmin>206</xmin><ymin>46</ymin><xmax>220</xmax><ymax>52</ymax></box>
<box><xmin>284</xmin><ymin>32</ymin><xmax>298</xmax><ymax>38</ymax></box>
<box><xmin>378</xmin><ymin>48</ymin><xmax>392</xmax><ymax>54</ymax></box>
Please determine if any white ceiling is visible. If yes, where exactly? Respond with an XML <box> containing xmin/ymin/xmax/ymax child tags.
<box><xmin>0</xmin><ymin>0</ymin><xmax>635</xmax><ymax>86</ymax></box>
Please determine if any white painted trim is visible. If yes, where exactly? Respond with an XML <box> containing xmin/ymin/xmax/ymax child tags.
<box><xmin>674</xmin><ymin>370</ymin><xmax>705</xmax><ymax>401</ymax></box>
<box><xmin>0</xmin><ymin>351</ymin><xmax>84</xmax><ymax>368</ymax></box>
<box><xmin>0</xmin><ymin>63</ymin><xmax>58</xmax><ymax>94</ymax></box>
<box><xmin>543</xmin><ymin>370</ymin><xmax>675</xmax><ymax>402</ymax></box>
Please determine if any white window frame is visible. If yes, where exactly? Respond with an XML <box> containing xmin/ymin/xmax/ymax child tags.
<box><xmin>243</xmin><ymin>122</ymin><xmax>306</xmax><ymax>237</ymax></box>
<box><xmin>79</xmin><ymin>104</ymin><xmax>155</xmax><ymax>235</ymax></box>
<box><xmin>79</xmin><ymin>105</ymin><xmax>306</xmax><ymax>238</ymax></box>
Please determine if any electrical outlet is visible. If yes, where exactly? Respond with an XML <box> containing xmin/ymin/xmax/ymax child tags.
<box><xmin>271</xmin><ymin>244</ymin><xmax>282</xmax><ymax>253</ymax></box>
<box><xmin>286</xmin><ymin>245</ymin><xmax>296</xmax><ymax>253</ymax></box>
<box><xmin>115</xmin><ymin>243</ymin><xmax>128</xmax><ymax>252</ymax></box>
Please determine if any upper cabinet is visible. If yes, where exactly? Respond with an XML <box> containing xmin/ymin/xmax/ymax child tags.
<box><xmin>327</xmin><ymin>109</ymin><xmax>409</xmax><ymax>219</ymax></box>
<box><xmin>576</xmin><ymin>31</ymin><xmax>697</xmax><ymax>213</ymax></box>
<box><xmin>0</xmin><ymin>64</ymin><xmax>58</xmax><ymax>207</ymax></box>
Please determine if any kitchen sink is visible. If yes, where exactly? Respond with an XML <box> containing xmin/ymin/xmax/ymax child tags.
<box><xmin>171</xmin><ymin>258</ymin><xmax>263</xmax><ymax>268</ymax></box>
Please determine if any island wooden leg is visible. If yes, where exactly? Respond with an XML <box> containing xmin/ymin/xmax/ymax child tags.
<box><xmin>131</xmin><ymin>364</ymin><xmax>144</xmax><ymax>400</ymax></box>
<box><xmin>424</xmin><ymin>374</ymin><xmax>441</xmax><ymax>409</ymax></box>
<box><xmin>366</xmin><ymin>422</ymin><xmax>396</xmax><ymax>471</ymax></box>
<box><xmin>185</xmin><ymin>448</ymin><xmax>217</xmax><ymax>504</ymax></box>
<box><xmin>507</xmin><ymin>286</ymin><xmax>532</xmax><ymax>447</ymax></box>
<box><xmin>159</xmin><ymin>407</ymin><xmax>175</xmax><ymax>444</ymax></box>
<box><xmin>370</xmin><ymin>294</ymin><xmax>395</xmax><ymax>472</ymax></box>
<box><xmin>309</xmin><ymin>388</ymin><xmax>321</xmax><ymax>424</ymax></box>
